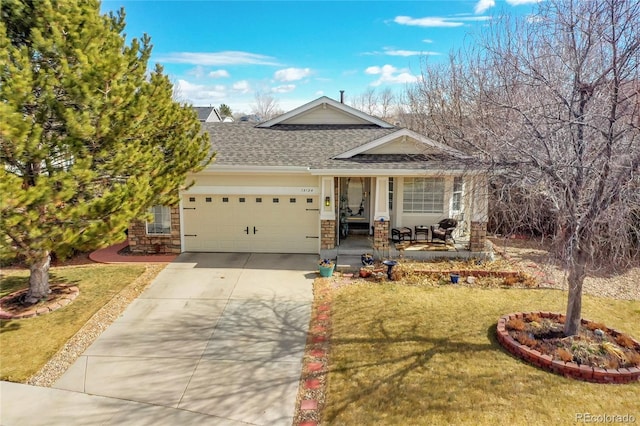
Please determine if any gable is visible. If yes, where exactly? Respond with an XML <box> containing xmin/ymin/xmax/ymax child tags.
<box><xmin>281</xmin><ymin>103</ymin><xmax>373</xmax><ymax>125</ymax></box>
<box><xmin>257</xmin><ymin>96</ymin><xmax>394</xmax><ymax>128</ymax></box>
<box><xmin>364</xmin><ymin>137</ymin><xmax>431</xmax><ymax>155</ymax></box>
<box><xmin>333</xmin><ymin>128</ymin><xmax>468</xmax><ymax>159</ymax></box>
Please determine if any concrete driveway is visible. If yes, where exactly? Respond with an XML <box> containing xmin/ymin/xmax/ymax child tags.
<box><xmin>2</xmin><ymin>253</ymin><xmax>316</xmax><ymax>426</ymax></box>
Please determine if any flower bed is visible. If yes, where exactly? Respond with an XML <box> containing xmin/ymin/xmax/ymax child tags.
<box><xmin>496</xmin><ymin>312</ymin><xmax>640</xmax><ymax>383</ymax></box>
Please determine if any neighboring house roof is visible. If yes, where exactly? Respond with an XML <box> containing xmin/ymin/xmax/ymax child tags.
<box><xmin>193</xmin><ymin>106</ymin><xmax>222</xmax><ymax>122</ymax></box>
<box><xmin>202</xmin><ymin>97</ymin><xmax>476</xmax><ymax>174</ymax></box>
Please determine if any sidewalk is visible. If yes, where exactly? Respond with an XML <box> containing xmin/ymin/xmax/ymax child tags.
<box><xmin>1</xmin><ymin>381</ymin><xmax>230</xmax><ymax>426</ymax></box>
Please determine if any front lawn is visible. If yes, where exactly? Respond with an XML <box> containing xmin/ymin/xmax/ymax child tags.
<box><xmin>0</xmin><ymin>264</ymin><xmax>147</xmax><ymax>382</ymax></box>
<box><xmin>325</xmin><ymin>283</ymin><xmax>640</xmax><ymax>425</ymax></box>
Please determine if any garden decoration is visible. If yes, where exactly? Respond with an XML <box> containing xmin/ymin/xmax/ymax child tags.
<box><xmin>318</xmin><ymin>259</ymin><xmax>335</xmax><ymax>277</ymax></box>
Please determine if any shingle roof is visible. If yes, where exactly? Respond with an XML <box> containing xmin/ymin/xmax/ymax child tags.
<box><xmin>193</xmin><ymin>107</ymin><xmax>220</xmax><ymax>122</ymax></box>
<box><xmin>201</xmin><ymin>123</ymin><xmax>468</xmax><ymax>171</ymax></box>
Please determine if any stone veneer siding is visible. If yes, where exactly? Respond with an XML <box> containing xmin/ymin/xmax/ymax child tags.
<box><xmin>321</xmin><ymin>220</ymin><xmax>336</xmax><ymax>250</ymax></box>
<box><xmin>469</xmin><ymin>221</ymin><xmax>488</xmax><ymax>252</ymax></box>
<box><xmin>373</xmin><ymin>220</ymin><xmax>389</xmax><ymax>250</ymax></box>
<box><xmin>128</xmin><ymin>206</ymin><xmax>181</xmax><ymax>254</ymax></box>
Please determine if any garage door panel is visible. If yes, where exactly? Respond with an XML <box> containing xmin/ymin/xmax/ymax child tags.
<box><xmin>183</xmin><ymin>195</ymin><xmax>319</xmax><ymax>253</ymax></box>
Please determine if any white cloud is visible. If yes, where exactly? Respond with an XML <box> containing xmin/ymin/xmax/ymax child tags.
<box><xmin>274</xmin><ymin>67</ymin><xmax>312</xmax><ymax>82</ymax></box>
<box><xmin>208</xmin><ymin>69</ymin><xmax>230</xmax><ymax>78</ymax></box>
<box><xmin>385</xmin><ymin>48</ymin><xmax>439</xmax><ymax>57</ymax></box>
<box><xmin>232</xmin><ymin>80</ymin><xmax>251</xmax><ymax>93</ymax></box>
<box><xmin>175</xmin><ymin>79</ymin><xmax>227</xmax><ymax>103</ymax></box>
<box><xmin>156</xmin><ymin>51</ymin><xmax>280</xmax><ymax>66</ymax></box>
<box><xmin>394</xmin><ymin>15</ymin><xmax>463</xmax><ymax>27</ymax></box>
<box><xmin>364</xmin><ymin>64</ymin><xmax>418</xmax><ymax>87</ymax></box>
<box><xmin>394</xmin><ymin>15</ymin><xmax>490</xmax><ymax>27</ymax></box>
<box><xmin>363</xmin><ymin>47</ymin><xmax>440</xmax><ymax>57</ymax></box>
<box><xmin>422</xmin><ymin>39</ymin><xmax>434</xmax><ymax>44</ymax></box>
<box><xmin>186</xmin><ymin>66</ymin><xmax>206</xmax><ymax>78</ymax></box>
<box><xmin>384</xmin><ymin>49</ymin><xmax>421</xmax><ymax>57</ymax></box>
<box><xmin>475</xmin><ymin>0</ymin><xmax>495</xmax><ymax>14</ymax></box>
<box><xmin>272</xmin><ymin>84</ymin><xmax>296</xmax><ymax>93</ymax></box>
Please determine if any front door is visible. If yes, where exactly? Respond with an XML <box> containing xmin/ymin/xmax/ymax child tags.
<box><xmin>339</xmin><ymin>177</ymin><xmax>371</xmax><ymax>238</ymax></box>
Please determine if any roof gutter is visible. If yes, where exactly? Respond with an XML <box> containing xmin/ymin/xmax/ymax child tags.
<box><xmin>199</xmin><ymin>165</ymin><xmax>312</xmax><ymax>174</ymax></box>
<box><xmin>309</xmin><ymin>168</ymin><xmax>484</xmax><ymax>176</ymax></box>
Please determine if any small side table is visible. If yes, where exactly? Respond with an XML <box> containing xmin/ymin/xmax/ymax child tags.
<box><xmin>391</xmin><ymin>227</ymin><xmax>412</xmax><ymax>242</ymax></box>
<box><xmin>414</xmin><ymin>225</ymin><xmax>429</xmax><ymax>242</ymax></box>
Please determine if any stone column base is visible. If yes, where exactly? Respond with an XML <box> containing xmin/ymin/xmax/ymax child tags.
<box><xmin>321</xmin><ymin>220</ymin><xmax>336</xmax><ymax>249</ymax></box>
<box><xmin>373</xmin><ymin>220</ymin><xmax>389</xmax><ymax>250</ymax></box>
<box><xmin>470</xmin><ymin>221</ymin><xmax>488</xmax><ymax>252</ymax></box>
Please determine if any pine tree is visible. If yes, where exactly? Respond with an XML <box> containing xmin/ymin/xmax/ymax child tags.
<box><xmin>0</xmin><ymin>0</ymin><xmax>213</xmax><ymax>303</ymax></box>
<box><xmin>219</xmin><ymin>103</ymin><xmax>232</xmax><ymax>119</ymax></box>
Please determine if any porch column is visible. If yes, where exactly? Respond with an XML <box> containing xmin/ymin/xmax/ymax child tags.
<box><xmin>469</xmin><ymin>175</ymin><xmax>489</xmax><ymax>252</ymax></box>
<box><xmin>373</xmin><ymin>177</ymin><xmax>390</xmax><ymax>251</ymax></box>
<box><xmin>373</xmin><ymin>177</ymin><xmax>390</xmax><ymax>221</ymax></box>
<box><xmin>320</xmin><ymin>177</ymin><xmax>336</xmax><ymax>249</ymax></box>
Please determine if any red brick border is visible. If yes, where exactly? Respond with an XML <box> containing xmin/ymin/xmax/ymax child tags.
<box><xmin>414</xmin><ymin>269</ymin><xmax>523</xmax><ymax>278</ymax></box>
<box><xmin>496</xmin><ymin>312</ymin><xmax>640</xmax><ymax>384</ymax></box>
<box><xmin>294</xmin><ymin>278</ymin><xmax>333</xmax><ymax>425</ymax></box>
<box><xmin>0</xmin><ymin>285</ymin><xmax>80</xmax><ymax>320</ymax></box>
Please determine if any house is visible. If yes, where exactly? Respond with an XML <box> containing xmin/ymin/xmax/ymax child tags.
<box><xmin>193</xmin><ymin>106</ymin><xmax>222</xmax><ymax>123</ymax></box>
<box><xmin>128</xmin><ymin>96</ymin><xmax>489</xmax><ymax>258</ymax></box>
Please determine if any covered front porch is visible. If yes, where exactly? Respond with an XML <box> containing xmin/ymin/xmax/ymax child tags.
<box><xmin>330</xmin><ymin>234</ymin><xmax>482</xmax><ymax>272</ymax></box>
<box><xmin>318</xmin><ymin>174</ymin><xmax>490</xmax><ymax>266</ymax></box>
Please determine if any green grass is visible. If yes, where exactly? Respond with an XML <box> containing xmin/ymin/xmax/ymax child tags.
<box><xmin>325</xmin><ymin>283</ymin><xmax>640</xmax><ymax>425</ymax></box>
<box><xmin>0</xmin><ymin>265</ymin><xmax>146</xmax><ymax>382</ymax></box>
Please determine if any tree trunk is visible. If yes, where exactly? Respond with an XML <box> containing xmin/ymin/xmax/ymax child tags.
<box><xmin>25</xmin><ymin>251</ymin><xmax>51</xmax><ymax>305</ymax></box>
<box><xmin>563</xmin><ymin>249</ymin><xmax>588</xmax><ymax>336</ymax></box>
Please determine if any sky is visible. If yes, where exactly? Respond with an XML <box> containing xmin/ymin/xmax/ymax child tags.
<box><xmin>100</xmin><ymin>0</ymin><xmax>540</xmax><ymax>115</ymax></box>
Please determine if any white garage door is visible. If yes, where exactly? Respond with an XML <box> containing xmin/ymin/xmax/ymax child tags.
<box><xmin>182</xmin><ymin>194</ymin><xmax>320</xmax><ymax>253</ymax></box>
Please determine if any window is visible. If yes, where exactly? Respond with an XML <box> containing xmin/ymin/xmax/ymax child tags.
<box><xmin>205</xmin><ymin>197</ymin><xmax>212</xmax><ymax>203</ymax></box>
<box><xmin>452</xmin><ymin>177</ymin><xmax>463</xmax><ymax>212</ymax></box>
<box><xmin>402</xmin><ymin>177</ymin><xmax>444</xmax><ymax>213</ymax></box>
<box><xmin>290</xmin><ymin>198</ymin><xmax>296</xmax><ymax>203</ymax></box>
<box><xmin>307</xmin><ymin>198</ymin><xmax>313</xmax><ymax>204</ymax></box>
<box><xmin>239</xmin><ymin>197</ymin><xmax>246</xmax><ymax>203</ymax></box>
<box><xmin>256</xmin><ymin>197</ymin><xmax>262</xmax><ymax>203</ymax></box>
<box><xmin>222</xmin><ymin>197</ymin><xmax>229</xmax><ymax>203</ymax></box>
<box><xmin>146</xmin><ymin>206</ymin><xmax>171</xmax><ymax>235</ymax></box>
<box><xmin>273</xmin><ymin>198</ymin><xmax>279</xmax><ymax>203</ymax></box>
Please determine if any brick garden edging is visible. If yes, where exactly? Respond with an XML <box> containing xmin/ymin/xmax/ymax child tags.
<box><xmin>0</xmin><ymin>285</ymin><xmax>80</xmax><ymax>319</ymax></box>
<box><xmin>294</xmin><ymin>276</ymin><xmax>334</xmax><ymax>426</ymax></box>
<box><xmin>496</xmin><ymin>312</ymin><xmax>640</xmax><ymax>384</ymax></box>
<box><xmin>414</xmin><ymin>269</ymin><xmax>523</xmax><ymax>278</ymax></box>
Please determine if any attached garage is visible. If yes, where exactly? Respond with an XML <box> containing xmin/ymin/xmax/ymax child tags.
<box><xmin>182</xmin><ymin>194</ymin><xmax>320</xmax><ymax>253</ymax></box>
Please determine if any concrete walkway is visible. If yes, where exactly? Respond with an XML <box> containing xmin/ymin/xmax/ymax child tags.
<box><xmin>1</xmin><ymin>252</ymin><xmax>316</xmax><ymax>426</ymax></box>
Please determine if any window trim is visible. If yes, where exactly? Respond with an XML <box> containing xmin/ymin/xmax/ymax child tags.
<box><xmin>451</xmin><ymin>176</ymin><xmax>464</xmax><ymax>214</ymax></box>
<box><xmin>146</xmin><ymin>205</ymin><xmax>172</xmax><ymax>236</ymax></box>
<box><xmin>402</xmin><ymin>177</ymin><xmax>445</xmax><ymax>214</ymax></box>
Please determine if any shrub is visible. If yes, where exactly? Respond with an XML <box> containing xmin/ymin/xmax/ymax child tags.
<box><xmin>614</xmin><ymin>333</ymin><xmax>637</xmax><ymax>349</ymax></box>
<box><xmin>526</xmin><ymin>313</ymin><xmax>542</xmax><ymax>323</ymax></box>
<box><xmin>626</xmin><ymin>350</ymin><xmax>640</xmax><ymax>367</ymax></box>
<box><xmin>503</xmin><ymin>276</ymin><xmax>519</xmax><ymax>286</ymax></box>
<box><xmin>556</xmin><ymin>348</ymin><xmax>573</xmax><ymax>362</ymax></box>
<box><xmin>507</xmin><ymin>318</ymin><xmax>526</xmax><ymax>331</ymax></box>
<box><xmin>585</xmin><ymin>321</ymin><xmax>608</xmax><ymax>332</ymax></box>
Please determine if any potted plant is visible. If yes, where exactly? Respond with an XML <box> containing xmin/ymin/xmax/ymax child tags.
<box><xmin>318</xmin><ymin>259</ymin><xmax>335</xmax><ymax>277</ymax></box>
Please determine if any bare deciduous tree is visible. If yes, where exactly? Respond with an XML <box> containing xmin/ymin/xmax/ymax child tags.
<box><xmin>406</xmin><ymin>0</ymin><xmax>640</xmax><ymax>336</ymax></box>
<box><xmin>251</xmin><ymin>91</ymin><xmax>282</xmax><ymax>121</ymax></box>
